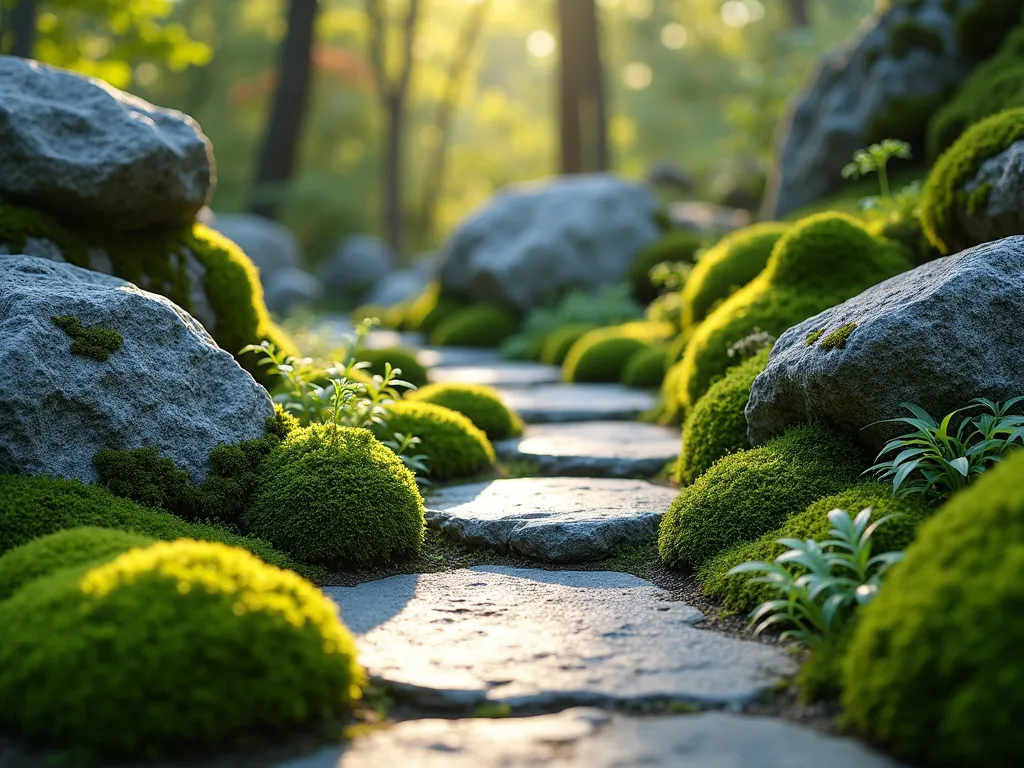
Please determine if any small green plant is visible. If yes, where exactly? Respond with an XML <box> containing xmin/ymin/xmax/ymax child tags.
<box><xmin>842</xmin><ymin>139</ymin><xmax>913</xmax><ymax>201</ymax></box>
<box><xmin>865</xmin><ymin>398</ymin><xmax>1024</xmax><ymax>500</ymax></box>
<box><xmin>727</xmin><ymin>507</ymin><xmax>904</xmax><ymax>648</ymax></box>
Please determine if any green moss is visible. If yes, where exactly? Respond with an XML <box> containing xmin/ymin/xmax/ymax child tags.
<box><xmin>0</xmin><ymin>200</ymin><xmax>293</xmax><ymax>383</ymax></box>
<box><xmin>843</xmin><ymin>451</ymin><xmax>1024</xmax><ymax>765</ymax></box>
<box><xmin>805</xmin><ymin>329</ymin><xmax>825</xmax><ymax>347</ymax></box>
<box><xmin>621</xmin><ymin>343</ymin><xmax>669</xmax><ymax>388</ymax></box>
<box><xmin>407</xmin><ymin>382</ymin><xmax>524</xmax><ymax>441</ymax></box>
<box><xmin>628</xmin><ymin>230</ymin><xmax>703</xmax><ymax>304</ymax></box>
<box><xmin>401</xmin><ymin>282</ymin><xmax>466</xmax><ymax>334</ymax></box>
<box><xmin>377</xmin><ymin>400</ymin><xmax>495</xmax><ymax>481</ymax></box>
<box><xmin>0</xmin><ymin>540</ymin><xmax>363</xmax><ymax>759</ymax></box>
<box><xmin>697</xmin><ymin>482</ymin><xmax>931</xmax><ymax>615</ymax></box>
<box><xmin>429</xmin><ymin>305</ymin><xmax>519</xmax><ymax>348</ymax></box>
<box><xmin>0</xmin><ymin>527</ymin><xmax>153</xmax><ymax>602</ymax></box>
<box><xmin>796</xmin><ymin>622</ymin><xmax>857</xmax><ymax>704</ymax></box>
<box><xmin>954</xmin><ymin>0</ymin><xmax>1024</xmax><ymax>62</ymax></box>
<box><xmin>658</xmin><ymin>425</ymin><xmax>865</xmax><ymax>570</ymax></box>
<box><xmin>966</xmin><ymin>181</ymin><xmax>994</xmax><ymax>216</ymax></box>
<box><xmin>247</xmin><ymin>424</ymin><xmax>425</xmax><ymax>567</ymax></box>
<box><xmin>359</xmin><ymin>346</ymin><xmax>429</xmax><ymax>387</ymax></box>
<box><xmin>539</xmin><ymin>323</ymin><xmax>597</xmax><ymax>365</ymax></box>
<box><xmin>659</xmin><ymin>359</ymin><xmax>688</xmax><ymax>426</ymax></box>
<box><xmin>922</xmin><ymin>107</ymin><xmax>1024</xmax><ymax>253</ymax></box>
<box><xmin>888</xmin><ymin>20</ymin><xmax>945</xmax><ymax>59</ymax></box>
<box><xmin>680</xmin><ymin>222</ymin><xmax>789</xmax><ymax>333</ymax></box>
<box><xmin>677</xmin><ymin>213</ymin><xmax>911</xmax><ymax>412</ymax></box>
<box><xmin>563</xmin><ymin>321</ymin><xmax>673</xmax><ymax>383</ymax></box>
<box><xmin>51</xmin><ymin>315</ymin><xmax>123</xmax><ymax>362</ymax></box>
<box><xmin>820</xmin><ymin>323</ymin><xmax>857</xmax><ymax>351</ymax></box>
<box><xmin>677</xmin><ymin>348</ymin><xmax>769</xmax><ymax>486</ymax></box>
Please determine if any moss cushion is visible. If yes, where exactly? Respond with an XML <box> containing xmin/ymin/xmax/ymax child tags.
<box><xmin>562</xmin><ymin>321</ymin><xmax>673</xmax><ymax>383</ymax></box>
<box><xmin>539</xmin><ymin>323</ymin><xmax>598</xmax><ymax>366</ymax></box>
<box><xmin>428</xmin><ymin>305</ymin><xmax>519</xmax><ymax>348</ymax></box>
<box><xmin>407</xmin><ymin>382</ymin><xmax>523</xmax><ymax>441</ymax></box>
<box><xmin>620</xmin><ymin>343</ymin><xmax>669</xmax><ymax>388</ymax></box>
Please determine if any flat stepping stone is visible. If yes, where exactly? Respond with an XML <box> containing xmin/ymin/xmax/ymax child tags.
<box><xmin>323</xmin><ymin>566</ymin><xmax>795</xmax><ymax>711</ymax></box>
<box><xmin>498</xmin><ymin>384</ymin><xmax>656</xmax><ymax>423</ymax></box>
<box><xmin>417</xmin><ymin>346</ymin><xmax>504</xmax><ymax>368</ymax></box>
<box><xmin>285</xmin><ymin>709</ymin><xmax>902</xmax><ymax>767</ymax></box>
<box><xmin>429</xmin><ymin>361</ymin><xmax>561</xmax><ymax>388</ymax></box>
<box><xmin>426</xmin><ymin>478</ymin><xmax>675</xmax><ymax>562</ymax></box>
<box><xmin>495</xmin><ymin>421</ymin><xmax>680</xmax><ymax>477</ymax></box>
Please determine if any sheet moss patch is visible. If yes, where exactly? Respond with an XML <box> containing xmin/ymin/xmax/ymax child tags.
<box><xmin>52</xmin><ymin>315</ymin><xmax>123</xmax><ymax>362</ymax></box>
<box><xmin>819</xmin><ymin>323</ymin><xmax>857</xmax><ymax>352</ymax></box>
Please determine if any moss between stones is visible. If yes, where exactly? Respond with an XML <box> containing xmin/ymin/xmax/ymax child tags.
<box><xmin>51</xmin><ymin>315</ymin><xmax>123</xmax><ymax>362</ymax></box>
<box><xmin>407</xmin><ymin>382</ymin><xmax>524</xmax><ymax>441</ymax></box>
<box><xmin>805</xmin><ymin>328</ymin><xmax>825</xmax><ymax>347</ymax></box>
<box><xmin>621</xmin><ymin>343</ymin><xmax>669</xmax><ymax>388</ymax></box>
<box><xmin>888</xmin><ymin>20</ymin><xmax>945</xmax><ymax>59</ymax></box>
<box><xmin>539</xmin><ymin>323</ymin><xmax>598</xmax><ymax>366</ymax></box>
<box><xmin>820</xmin><ymin>323</ymin><xmax>857</xmax><ymax>351</ymax></box>
<box><xmin>627</xmin><ymin>229</ymin><xmax>703</xmax><ymax>304</ymax></box>
<box><xmin>429</xmin><ymin>304</ymin><xmax>519</xmax><ymax>348</ymax></box>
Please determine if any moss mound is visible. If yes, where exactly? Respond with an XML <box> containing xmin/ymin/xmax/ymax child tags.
<box><xmin>680</xmin><ymin>222</ymin><xmax>789</xmax><ymax>333</ymax></box>
<box><xmin>659</xmin><ymin>359</ymin><xmax>688</xmax><ymax>425</ymax></box>
<box><xmin>246</xmin><ymin>424</ymin><xmax>425</xmax><ymax>567</ymax></box>
<box><xmin>429</xmin><ymin>304</ymin><xmax>519</xmax><ymax>348</ymax></box>
<box><xmin>658</xmin><ymin>424</ymin><xmax>865</xmax><ymax>570</ymax></box>
<box><xmin>374</xmin><ymin>400</ymin><xmax>495</xmax><ymax>481</ymax></box>
<box><xmin>842</xmin><ymin>450</ymin><xmax>1024</xmax><ymax>765</ymax></box>
<box><xmin>0</xmin><ymin>200</ymin><xmax>293</xmax><ymax>384</ymax></box>
<box><xmin>562</xmin><ymin>321</ymin><xmax>673</xmax><ymax>383</ymax></box>
<box><xmin>628</xmin><ymin>229</ymin><xmax>703</xmax><ymax>303</ymax></box>
<box><xmin>539</xmin><ymin>323</ymin><xmax>597</xmax><ymax>365</ymax></box>
<box><xmin>0</xmin><ymin>540</ymin><xmax>363</xmax><ymax>759</ymax></box>
<box><xmin>359</xmin><ymin>346</ymin><xmax>429</xmax><ymax>387</ymax></box>
<box><xmin>0</xmin><ymin>473</ymin><xmax>311</xmax><ymax>577</ymax></box>
<box><xmin>0</xmin><ymin>527</ymin><xmax>154</xmax><ymax>602</ymax></box>
<box><xmin>621</xmin><ymin>343</ymin><xmax>668</xmax><ymax>388</ymax></box>
<box><xmin>922</xmin><ymin>107</ymin><xmax>1024</xmax><ymax>254</ymax></box>
<box><xmin>407</xmin><ymin>382</ymin><xmax>523</xmax><ymax>441</ymax></box>
<box><xmin>677</xmin><ymin>348</ymin><xmax>769</xmax><ymax>486</ymax></box>
<box><xmin>401</xmin><ymin>282</ymin><xmax>465</xmax><ymax>334</ymax></box>
<box><xmin>676</xmin><ymin>213</ymin><xmax>911</xmax><ymax>412</ymax></box>
<box><xmin>697</xmin><ymin>482</ymin><xmax>931</xmax><ymax>614</ymax></box>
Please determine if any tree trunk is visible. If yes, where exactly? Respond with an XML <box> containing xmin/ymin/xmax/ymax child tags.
<box><xmin>556</xmin><ymin>0</ymin><xmax>607</xmax><ymax>174</ymax></box>
<box><xmin>579</xmin><ymin>0</ymin><xmax>607</xmax><ymax>171</ymax></box>
<box><xmin>557</xmin><ymin>0</ymin><xmax>583</xmax><ymax>174</ymax></box>
<box><xmin>783</xmin><ymin>0</ymin><xmax>810</xmax><ymax>28</ymax></box>
<box><xmin>4</xmin><ymin>0</ymin><xmax>36</xmax><ymax>58</ymax></box>
<box><xmin>383</xmin><ymin>95</ymin><xmax>405</xmax><ymax>257</ymax></box>
<box><xmin>248</xmin><ymin>0</ymin><xmax>319</xmax><ymax>220</ymax></box>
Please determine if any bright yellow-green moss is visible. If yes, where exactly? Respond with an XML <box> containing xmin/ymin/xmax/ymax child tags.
<box><xmin>0</xmin><ymin>200</ymin><xmax>293</xmax><ymax>383</ymax></box>
<box><xmin>922</xmin><ymin>107</ymin><xmax>1024</xmax><ymax>253</ymax></box>
<box><xmin>407</xmin><ymin>382</ymin><xmax>523</xmax><ymax>441</ymax></box>
<box><xmin>373</xmin><ymin>401</ymin><xmax>495</xmax><ymax>481</ymax></box>
<box><xmin>429</xmin><ymin>304</ymin><xmax>519</xmax><ymax>348</ymax></box>
<box><xmin>676</xmin><ymin>213</ymin><xmax>911</xmax><ymax>413</ymax></box>
<box><xmin>680</xmin><ymin>222</ymin><xmax>789</xmax><ymax>333</ymax></box>
<box><xmin>677</xmin><ymin>348</ymin><xmax>768</xmax><ymax>486</ymax></box>
<box><xmin>539</xmin><ymin>323</ymin><xmax>598</xmax><ymax>365</ymax></box>
<box><xmin>51</xmin><ymin>315</ymin><xmax>123</xmax><ymax>362</ymax></box>
<box><xmin>843</xmin><ymin>451</ymin><xmax>1024</xmax><ymax>765</ymax></box>
<box><xmin>359</xmin><ymin>346</ymin><xmax>429</xmax><ymax>387</ymax></box>
<box><xmin>563</xmin><ymin>321</ymin><xmax>674</xmax><ymax>383</ymax></box>
<box><xmin>628</xmin><ymin>229</ymin><xmax>703</xmax><ymax>303</ymax></box>
<box><xmin>0</xmin><ymin>527</ymin><xmax>153</xmax><ymax>602</ymax></box>
<box><xmin>246</xmin><ymin>424</ymin><xmax>425</xmax><ymax>567</ymax></box>
<box><xmin>658</xmin><ymin>425</ymin><xmax>865</xmax><ymax>570</ymax></box>
<box><xmin>820</xmin><ymin>322</ymin><xmax>857</xmax><ymax>351</ymax></box>
<box><xmin>805</xmin><ymin>328</ymin><xmax>825</xmax><ymax>346</ymax></box>
<box><xmin>621</xmin><ymin>343</ymin><xmax>669</xmax><ymax>388</ymax></box>
<box><xmin>659</xmin><ymin>359</ymin><xmax>688</xmax><ymax>426</ymax></box>
<box><xmin>0</xmin><ymin>540</ymin><xmax>363</xmax><ymax>759</ymax></box>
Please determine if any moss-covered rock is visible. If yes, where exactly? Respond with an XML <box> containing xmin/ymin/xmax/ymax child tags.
<box><xmin>374</xmin><ymin>401</ymin><xmax>495</xmax><ymax>481</ymax></box>
<box><xmin>359</xmin><ymin>346</ymin><xmax>429</xmax><ymax>387</ymax></box>
<box><xmin>676</xmin><ymin>213</ymin><xmax>911</xmax><ymax>413</ymax></box>
<box><xmin>0</xmin><ymin>540</ymin><xmax>363</xmax><ymax>759</ymax></box>
<box><xmin>429</xmin><ymin>304</ymin><xmax>519</xmax><ymax>348</ymax></box>
<box><xmin>621</xmin><ymin>343</ymin><xmax>669</xmax><ymax>388</ymax></box>
<box><xmin>843</xmin><ymin>451</ymin><xmax>1024</xmax><ymax>765</ymax></box>
<box><xmin>658</xmin><ymin>424</ymin><xmax>865</xmax><ymax>570</ymax></box>
<box><xmin>0</xmin><ymin>200</ymin><xmax>293</xmax><ymax>383</ymax></box>
<box><xmin>563</xmin><ymin>321</ymin><xmax>673</xmax><ymax>383</ymax></box>
<box><xmin>627</xmin><ymin>229</ymin><xmax>703</xmax><ymax>303</ymax></box>
<box><xmin>697</xmin><ymin>482</ymin><xmax>931</xmax><ymax>614</ymax></box>
<box><xmin>954</xmin><ymin>0</ymin><xmax>1024</xmax><ymax>62</ymax></box>
<box><xmin>539</xmin><ymin>323</ymin><xmax>598</xmax><ymax>365</ymax></box>
<box><xmin>407</xmin><ymin>382</ymin><xmax>523</xmax><ymax>441</ymax></box>
<box><xmin>677</xmin><ymin>348</ymin><xmax>769</xmax><ymax>486</ymax></box>
<box><xmin>680</xmin><ymin>222</ymin><xmax>789</xmax><ymax>333</ymax></box>
<box><xmin>0</xmin><ymin>527</ymin><xmax>153</xmax><ymax>602</ymax></box>
<box><xmin>246</xmin><ymin>424</ymin><xmax>425</xmax><ymax>567</ymax></box>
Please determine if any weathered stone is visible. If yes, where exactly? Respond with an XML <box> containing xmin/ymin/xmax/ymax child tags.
<box><xmin>0</xmin><ymin>256</ymin><xmax>273</xmax><ymax>483</ymax></box>
<box><xmin>262</xmin><ymin>267</ymin><xmax>323</xmax><ymax>316</ymax></box>
<box><xmin>324</xmin><ymin>567</ymin><xmax>795</xmax><ymax>710</ymax></box>
<box><xmin>746</xmin><ymin>237</ymin><xmax>1024</xmax><ymax>453</ymax></box>
<box><xmin>430</xmin><ymin>362</ymin><xmax>561</xmax><ymax>388</ymax></box>
<box><xmin>495</xmin><ymin>422</ymin><xmax>679</xmax><ymax>478</ymax></box>
<box><xmin>0</xmin><ymin>56</ymin><xmax>212</xmax><ymax>231</ymax></box>
<box><xmin>764</xmin><ymin>0</ymin><xmax>970</xmax><ymax>218</ymax></box>
<box><xmin>438</xmin><ymin>174</ymin><xmax>661</xmax><ymax>311</ymax></box>
<box><xmin>499</xmin><ymin>384</ymin><xmax>656</xmax><ymax>423</ymax></box>
<box><xmin>426</xmin><ymin>478</ymin><xmax>675</xmax><ymax>561</ymax></box>
<box><xmin>284</xmin><ymin>709</ymin><xmax>904</xmax><ymax>768</ymax></box>
<box><xmin>959</xmin><ymin>140</ymin><xmax>1024</xmax><ymax>246</ymax></box>
<box><xmin>319</xmin><ymin>234</ymin><xmax>393</xmax><ymax>300</ymax></box>
<box><xmin>211</xmin><ymin>213</ymin><xmax>302</xmax><ymax>277</ymax></box>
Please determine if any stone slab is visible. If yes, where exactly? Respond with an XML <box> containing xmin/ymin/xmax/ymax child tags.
<box><xmin>429</xmin><ymin>361</ymin><xmax>561</xmax><ymax>388</ymax></box>
<box><xmin>284</xmin><ymin>709</ymin><xmax>903</xmax><ymax>768</ymax></box>
<box><xmin>498</xmin><ymin>384</ymin><xmax>657</xmax><ymax>423</ymax></box>
<box><xmin>324</xmin><ymin>567</ymin><xmax>795</xmax><ymax>711</ymax></box>
<box><xmin>416</xmin><ymin>346</ymin><xmax>505</xmax><ymax>369</ymax></box>
<box><xmin>495</xmin><ymin>422</ymin><xmax>680</xmax><ymax>477</ymax></box>
<box><xmin>425</xmin><ymin>478</ymin><xmax>675</xmax><ymax>562</ymax></box>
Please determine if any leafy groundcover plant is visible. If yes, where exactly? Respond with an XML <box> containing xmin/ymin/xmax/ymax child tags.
<box><xmin>865</xmin><ymin>397</ymin><xmax>1024</xmax><ymax>501</ymax></box>
<box><xmin>728</xmin><ymin>508</ymin><xmax>903</xmax><ymax>648</ymax></box>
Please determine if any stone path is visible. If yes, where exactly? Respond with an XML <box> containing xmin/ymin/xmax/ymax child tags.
<box><xmin>498</xmin><ymin>383</ymin><xmax>658</xmax><ymax>423</ymax></box>
<box><xmin>495</xmin><ymin>421</ymin><xmax>679</xmax><ymax>477</ymax></box>
<box><xmin>426</xmin><ymin>478</ymin><xmax>675</xmax><ymax>562</ymax></box>
<box><xmin>429</xmin><ymin>361</ymin><xmax>561</xmax><ymax>387</ymax></box>
<box><xmin>324</xmin><ymin>566</ymin><xmax>795</xmax><ymax>712</ymax></box>
<box><xmin>416</xmin><ymin>346</ymin><xmax>504</xmax><ymax>368</ymax></box>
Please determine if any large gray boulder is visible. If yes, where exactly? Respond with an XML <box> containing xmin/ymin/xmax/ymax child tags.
<box><xmin>363</xmin><ymin>253</ymin><xmax>437</xmax><ymax>307</ymax></box>
<box><xmin>211</xmin><ymin>213</ymin><xmax>302</xmax><ymax>276</ymax></box>
<box><xmin>319</xmin><ymin>234</ymin><xmax>393</xmax><ymax>300</ymax></box>
<box><xmin>0</xmin><ymin>256</ymin><xmax>274</xmax><ymax>483</ymax></box>
<box><xmin>763</xmin><ymin>0</ymin><xmax>972</xmax><ymax>218</ymax></box>
<box><xmin>0</xmin><ymin>56</ymin><xmax>213</xmax><ymax>231</ymax></box>
<box><xmin>438</xmin><ymin>174</ymin><xmax>661</xmax><ymax>311</ymax></box>
<box><xmin>746</xmin><ymin>237</ymin><xmax>1024</xmax><ymax>453</ymax></box>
